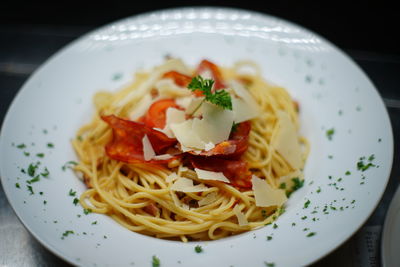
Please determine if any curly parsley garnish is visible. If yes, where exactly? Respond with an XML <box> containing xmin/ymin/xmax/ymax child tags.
<box><xmin>188</xmin><ymin>76</ymin><xmax>232</xmax><ymax>110</ymax></box>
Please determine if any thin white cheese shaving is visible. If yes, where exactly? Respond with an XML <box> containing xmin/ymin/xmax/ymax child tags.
<box><xmin>170</xmin><ymin>177</ymin><xmax>209</xmax><ymax>192</ymax></box>
<box><xmin>198</xmin><ymin>192</ymin><xmax>218</xmax><ymax>207</ymax></box>
<box><xmin>251</xmin><ymin>175</ymin><xmax>287</xmax><ymax>207</ymax></box>
<box><xmin>194</xmin><ymin>168</ymin><xmax>230</xmax><ymax>183</ymax></box>
<box><xmin>170</xmin><ymin>120</ymin><xmax>205</xmax><ymax>150</ymax></box>
<box><xmin>115</xmin><ymin>58</ymin><xmax>189</xmax><ymax>108</ymax></box>
<box><xmin>153</xmin><ymin>154</ymin><xmax>173</xmax><ymax>160</ymax></box>
<box><xmin>192</xmin><ymin>102</ymin><xmax>234</xmax><ymax>144</ymax></box>
<box><xmin>163</xmin><ymin>107</ymin><xmax>186</xmax><ymax>138</ymax></box>
<box><xmin>166</xmin><ymin>172</ymin><xmax>179</xmax><ymax>183</ymax></box>
<box><xmin>233</xmin><ymin>205</ymin><xmax>249</xmax><ymax>226</ymax></box>
<box><xmin>232</xmin><ymin>97</ymin><xmax>259</xmax><ymax>123</ymax></box>
<box><xmin>142</xmin><ymin>135</ymin><xmax>156</xmax><ymax>161</ymax></box>
<box><xmin>274</xmin><ymin>111</ymin><xmax>302</xmax><ymax>169</ymax></box>
<box><xmin>185</xmin><ymin>97</ymin><xmax>204</xmax><ymax>116</ymax></box>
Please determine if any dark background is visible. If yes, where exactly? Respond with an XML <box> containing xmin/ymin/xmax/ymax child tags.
<box><xmin>1</xmin><ymin>0</ymin><xmax>399</xmax><ymax>56</ymax></box>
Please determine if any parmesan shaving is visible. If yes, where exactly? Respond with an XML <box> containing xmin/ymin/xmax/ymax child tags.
<box><xmin>195</xmin><ymin>168</ymin><xmax>230</xmax><ymax>183</ymax></box>
<box><xmin>163</xmin><ymin>107</ymin><xmax>186</xmax><ymax>138</ymax></box>
<box><xmin>251</xmin><ymin>175</ymin><xmax>287</xmax><ymax>207</ymax></box>
<box><xmin>233</xmin><ymin>205</ymin><xmax>249</xmax><ymax>226</ymax></box>
<box><xmin>142</xmin><ymin>135</ymin><xmax>155</xmax><ymax>161</ymax></box>
<box><xmin>274</xmin><ymin>111</ymin><xmax>302</xmax><ymax>169</ymax></box>
<box><xmin>153</xmin><ymin>154</ymin><xmax>173</xmax><ymax>160</ymax></box>
<box><xmin>170</xmin><ymin>177</ymin><xmax>209</xmax><ymax>192</ymax></box>
<box><xmin>166</xmin><ymin>172</ymin><xmax>179</xmax><ymax>183</ymax></box>
<box><xmin>116</xmin><ymin>58</ymin><xmax>189</xmax><ymax>107</ymax></box>
<box><xmin>170</xmin><ymin>120</ymin><xmax>205</xmax><ymax>150</ymax></box>
<box><xmin>198</xmin><ymin>192</ymin><xmax>218</xmax><ymax>207</ymax></box>
<box><xmin>192</xmin><ymin>102</ymin><xmax>234</xmax><ymax>144</ymax></box>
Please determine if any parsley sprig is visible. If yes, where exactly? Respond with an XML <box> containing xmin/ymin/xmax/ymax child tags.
<box><xmin>188</xmin><ymin>76</ymin><xmax>232</xmax><ymax>110</ymax></box>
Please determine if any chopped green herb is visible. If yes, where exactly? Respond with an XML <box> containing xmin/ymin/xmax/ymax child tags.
<box><xmin>24</xmin><ymin>151</ymin><xmax>30</xmax><ymax>156</ymax></box>
<box><xmin>73</xmin><ymin>198</ymin><xmax>79</xmax><ymax>206</ymax></box>
<box><xmin>272</xmin><ymin>223</ymin><xmax>278</xmax><ymax>229</ymax></box>
<box><xmin>103</xmin><ymin>235</ymin><xmax>107</xmax><ymax>239</ymax></box>
<box><xmin>194</xmin><ymin>245</ymin><xmax>203</xmax><ymax>253</ymax></box>
<box><xmin>345</xmin><ymin>171</ymin><xmax>351</xmax><ymax>175</ymax></box>
<box><xmin>41</xmin><ymin>167</ymin><xmax>50</xmax><ymax>177</ymax></box>
<box><xmin>292</xmin><ymin>177</ymin><xmax>304</xmax><ymax>191</ymax></box>
<box><xmin>61</xmin><ymin>230</ymin><xmax>74</xmax><ymax>239</ymax></box>
<box><xmin>43</xmin><ymin>200</ymin><xmax>47</xmax><ymax>205</ymax></box>
<box><xmin>69</xmin><ymin>189</ymin><xmax>76</xmax><ymax>196</ymax></box>
<box><xmin>83</xmin><ymin>208</ymin><xmax>92</xmax><ymax>215</ymax></box>
<box><xmin>303</xmin><ymin>199</ymin><xmax>311</xmax><ymax>209</ymax></box>
<box><xmin>292</xmin><ymin>222</ymin><xmax>296</xmax><ymax>226</ymax></box>
<box><xmin>92</xmin><ymin>221</ymin><xmax>97</xmax><ymax>225</ymax></box>
<box><xmin>264</xmin><ymin>262</ymin><xmax>275</xmax><ymax>267</ymax></box>
<box><xmin>316</xmin><ymin>187</ymin><xmax>321</xmax><ymax>193</ymax></box>
<box><xmin>188</xmin><ymin>76</ymin><xmax>232</xmax><ymax>110</ymax></box>
<box><xmin>27</xmin><ymin>185</ymin><xmax>34</xmax><ymax>195</ymax></box>
<box><xmin>261</xmin><ymin>209</ymin><xmax>268</xmax><ymax>218</ymax></box>
<box><xmin>301</xmin><ymin>216</ymin><xmax>307</xmax><ymax>220</ymax></box>
<box><xmin>152</xmin><ymin>255</ymin><xmax>160</xmax><ymax>267</ymax></box>
<box><xmin>36</xmin><ymin>153</ymin><xmax>45</xmax><ymax>158</ymax></box>
<box><xmin>357</xmin><ymin>160</ymin><xmax>375</xmax><ymax>172</ymax></box>
<box><xmin>326</xmin><ymin>128</ymin><xmax>335</xmax><ymax>140</ymax></box>
<box><xmin>307</xmin><ymin>232</ymin><xmax>316</xmax><ymax>237</ymax></box>
<box><xmin>17</xmin><ymin>143</ymin><xmax>26</xmax><ymax>149</ymax></box>
<box><xmin>43</xmin><ymin>129</ymin><xmax>48</xmax><ymax>134</ymax></box>
<box><xmin>62</xmin><ymin>161</ymin><xmax>78</xmax><ymax>171</ymax></box>
<box><xmin>279</xmin><ymin>183</ymin><xmax>286</xmax><ymax>189</ymax></box>
<box><xmin>27</xmin><ymin>163</ymin><xmax>38</xmax><ymax>177</ymax></box>
<box><xmin>27</xmin><ymin>175</ymin><xmax>40</xmax><ymax>184</ymax></box>
<box><xmin>368</xmin><ymin>154</ymin><xmax>375</xmax><ymax>161</ymax></box>
<box><xmin>278</xmin><ymin>207</ymin><xmax>285</xmax><ymax>215</ymax></box>
<box><xmin>267</xmin><ymin>235</ymin><xmax>273</xmax><ymax>241</ymax></box>
<box><xmin>47</xmin><ymin>143</ymin><xmax>54</xmax><ymax>148</ymax></box>
<box><xmin>15</xmin><ymin>183</ymin><xmax>20</xmax><ymax>188</ymax></box>
<box><xmin>328</xmin><ymin>155</ymin><xmax>333</xmax><ymax>159</ymax></box>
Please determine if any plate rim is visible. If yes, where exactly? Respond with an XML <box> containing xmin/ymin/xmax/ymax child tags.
<box><xmin>0</xmin><ymin>6</ymin><xmax>394</xmax><ymax>266</ymax></box>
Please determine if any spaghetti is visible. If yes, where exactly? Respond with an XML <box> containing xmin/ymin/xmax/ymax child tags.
<box><xmin>72</xmin><ymin>58</ymin><xmax>309</xmax><ymax>241</ymax></box>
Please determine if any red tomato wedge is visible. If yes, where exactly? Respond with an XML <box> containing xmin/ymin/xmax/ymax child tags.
<box><xmin>144</xmin><ymin>99</ymin><xmax>181</xmax><ymax>129</ymax></box>
<box><xmin>102</xmin><ymin>115</ymin><xmax>177</xmax><ymax>164</ymax></box>
<box><xmin>162</xmin><ymin>71</ymin><xmax>192</xmax><ymax>87</ymax></box>
<box><xmin>195</xmin><ymin>59</ymin><xmax>226</xmax><ymax>90</ymax></box>
<box><xmin>190</xmin><ymin>156</ymin><xmax>252</xmax><ymax>189</ymax></box>
<box><xmin>189</xmin><ymin>121</ymin><xmax>251</xmax><ymax>158</ymax></box>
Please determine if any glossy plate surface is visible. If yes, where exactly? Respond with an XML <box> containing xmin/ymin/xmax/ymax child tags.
<box><xmin>0</xmin><ymin>7</ymin><xmax>393</xmax><ymax>267</ymax></box>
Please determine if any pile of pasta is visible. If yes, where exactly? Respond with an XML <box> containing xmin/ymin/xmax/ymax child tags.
<box><xmin>72</xmin><ymin>58</ymin><xmax>309</xmax><ymax>241</ymax></box>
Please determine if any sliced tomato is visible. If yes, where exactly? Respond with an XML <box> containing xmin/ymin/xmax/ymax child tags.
<box><xmin>189</xmin><ymin>121</ymin><xmax>251</xmax><ymax>158</ymax></box>
<box><xmin>102</xmin><ymin>115</ymin><xmax>177</xmax><ymax>165</ymax></box>
<box><xmin>162</xmin><ymin>71</ymin><xmax>192</xmax><ymax>87</ymax></box>
<box><xmin>144</xmin><ymin>99</ymin><xmax>181</xmax><ymax>129</ymax></box>
<box><xmin>190</xmin><ymin>156</ymin><xmax>252</xmax><ymax>189</ymax></box>
<box><xmin>195</xmin><ymin>59</ymin><xmax>226</xmax><ymax>90</ymax></box>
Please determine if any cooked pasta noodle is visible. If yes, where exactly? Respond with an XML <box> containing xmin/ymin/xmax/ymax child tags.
<box><xmin>72</xmin><ymin>59</ymin><xmax>309</xmax><ymax>241</ymax></box>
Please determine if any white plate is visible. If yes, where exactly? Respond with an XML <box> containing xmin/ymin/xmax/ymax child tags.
<box><xmin>0</xmin><ymin>7</ymin><xmax>394</xmax><ymax>267</ymax></box>
<box><xmin>382</xmin><ymin>186</ymin><xmax>400</xmax><ymax>267</ymax></box>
